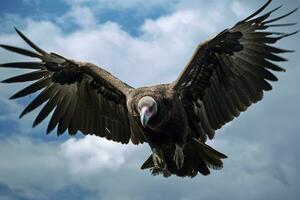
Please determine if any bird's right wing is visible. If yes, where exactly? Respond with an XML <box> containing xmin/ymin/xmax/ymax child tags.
<box><xmin>173</xmin><ymin>0</ymin><xmax>298</xmax><ymax>142</ymax></box>
<box><xmin>0</xmin><ymin>28</ymin><xmax>145</xmax><ymax>144</ymax></box>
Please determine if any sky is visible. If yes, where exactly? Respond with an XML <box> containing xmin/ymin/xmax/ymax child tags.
<box><xmin>0</xmin><ymin>0</ymin><xmax>299</xmax><ymax>200</ymax></box>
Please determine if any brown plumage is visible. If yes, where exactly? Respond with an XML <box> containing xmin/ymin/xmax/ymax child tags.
<box><xmin>0</xmin><ymin>0</ymin><xmax>298</xmax><ymax>177</ymax></box>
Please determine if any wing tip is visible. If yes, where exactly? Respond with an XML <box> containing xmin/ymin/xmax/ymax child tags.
<box><xmin>243</xmin><ymin>0</ymin><xmax>273</xmax><ymax>22</ymax></box>
<box><xmin>264</xmin><ymin>7</ymin><xmax>299</xmax><ymax>24</ymax></box>
<box><xmin>0</xmin><ymin>44</ymin><xmax>9</xmax><ymax>49</ymax></box>
<box><xmin>19</xmin><ymin>110</ymin><xmax>28</xmax><ymax>119</ymax></box>
<box><xmin>14</xmin><ymin>26</ymin><xmax>21</xmax><ymax>35</ymax></box>
<box><xmin>9</xmin><ymin>93</ymin><xmax>19</xmax><ymax>100</ymax></box>
<box><xmin>13</xmin><ymin>27</ymin><xmax>47</xmax><ymax>55</ymax></box>
<box><xmin>32</xmin><ymin>121</ymin><xmax>39</xmax><ymax>128</ymax></box>
<box><xmin>1</xmin><ymin>79</ymin><xmax>9</xmax><ymax>83</ymax></box>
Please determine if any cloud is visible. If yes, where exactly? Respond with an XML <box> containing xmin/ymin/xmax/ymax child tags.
<box><xmin>58</xmin><ymin>6</ymin><xmax>98</xmax><ymax>29</ymax></box>
<box><xmin>0</xmin><ymin>137</ymin><xmax>68</xmax><ymax>199</ymax></box>
<box><xmin>0</xmin><ymin>182</ymin><xmax>31</xmax><ymax>200</ymax></box>
<box><xmin>63</xmin><ymin>0</ymin><xmax>177</xmax><ymax>10</ymax></box>
<box><xmin>60</xmin><ymin>135</ymin><xmax>136</xmax><ymax>175</ymax></box>
<box><xmin>230</xmin><ymin>1</ymin><xmax>251</xmax><ymax>17</ymax></box>
<box><xmin>0</xmin><ymin>136</ymin><xmax>145</xmax><ymax>199</ymax></box>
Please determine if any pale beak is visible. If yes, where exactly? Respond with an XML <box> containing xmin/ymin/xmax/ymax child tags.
<box><xmin>140</xmin><ymin>106</ymin><xmax>151</xmax><ymax>128</ymax></box>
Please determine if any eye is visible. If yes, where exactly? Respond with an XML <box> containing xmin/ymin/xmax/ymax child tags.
<box><xmin>148</xmin><ymin>106</ymin><xmax>153</xmax><ymax>113</ymax></box>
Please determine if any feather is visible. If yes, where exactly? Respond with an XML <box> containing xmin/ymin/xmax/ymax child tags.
<box><xmin>246</xmin><ymin>6</ymin><xmax>282</xmax><ymax>25</ymax></box>
<box><xmin>105</xmin><ymin>119</ymin><xmax>113</xmax><ymax>140</ymax></box>
<box><xmin>266</xmin><ymin>23</ymin><xmax>298</xmax><ymax>27</ymax></box>
<box><xmin>2</xmin><ymin>70</ymin><xmax>49</xmax><ymax>83</ymax></box>
<box><xmin>0</xmin><ymin>44</ymin><xmax>42</xmax><ymax>58</ymax></box>
<box><xmin>210</xmin><ymin>78</ymin><xmax>231</xmax><ymax>122</ymax></box>
<box><xmin>68</xmin><ymin>102</ymin><xmax>80</xmax><ymax>135</ymax></box>
<box><xmin>57</xmin><ymin>95</ymin><xmax>77</xmax><ymax>135</ymax></box>
<box><xmin>14</xmin><ymin>27</ymin><xmax>47</xmax><ymax>55</ymax></box>
<box><xmin>230</xmin><ymin>87</ymin><xmax>247</xmax><ymax>112</ymax></box>
<box><xmin>33</xmin><ymin>90</ymin><xmax>63</xmax><ymax>127</ymax></box>
<box><xmin>19</xmin><ymin>83</ymin><xmax>57</xmax><ymax>118</ymax></box>
<box><xmin>97</xmin><ymin>117</ymin><xmax>106</xmax><ymax>137</ymax></box>
<box><xmin>241</xmin><ymin>42</ymin><xmax>294</xmax><ymax>54</ymax></box>
<box><xmin>232</xmin><ymin>54</ymin><xmax>278</xmax><ymax>81</ymax></box>
<box><xmin>246</xmin><ymin>31</ymin><xmax>299</xmax><ymax>44</ymax></box>
<box><xmin>10</xmin><ymin>77</ymin><xmax>51</xmax><ymax>99</ymax></box>
<box><xmin>234</xmin><ymin>79</ymin><xmax>252</xmax><ymax>107</ymax></box>
<box><xmin>204</xmin><ymin>89</ymin><xmax>220</xmax><ymax>129</ymax></box>
<box><xmin>198</xmin><ymin>106</ymin><xmax>215</xmax><ymax>139</ymax></box>
<box><xmin>120</xmin><ymin>108</ymin><xmax>131</xmax><ymax>144</ymax></box>
<box><xmin>47</xmin><ymin>94</ymin><xmax>71</xmax><ymax>134</ymax></box>
<box><xmin>0</xmin><ymin>62</ymin><xmax>45</xmax><ymax>69</ymax></box>
<box><xmin>240</xmin><ymin>0</ymin><xmax>272</xmax><ymax>22</ymax></box>
<box><xmin>263</xmin><ymin>8</ymin><xmax>299</xmax><ymax>24</ymax></box>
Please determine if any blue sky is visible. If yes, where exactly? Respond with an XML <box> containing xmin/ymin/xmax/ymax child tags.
<box><xmin>0</xmin><ymin>0</ymin><xmax>300</xmax><ymax>200</ymax></box>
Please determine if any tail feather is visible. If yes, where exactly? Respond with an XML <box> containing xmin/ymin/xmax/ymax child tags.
<box><xmin>191</xmin><ymin>138</ymin><xmax>226</xmax><ymax>170</ymax></box>
<box><xmin>140</xmin><ymin>139</ymin><xmax>227</xmax><ymax>177</ymax></box>
<box><xmin>140</xmin><ymin>155</ymin><xmax>153</xmax><ymax>170</ymax></box>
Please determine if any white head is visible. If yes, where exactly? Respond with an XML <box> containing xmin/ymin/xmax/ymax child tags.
<box><xmin>138</xmin><ymin>96</ymin><xmax>158</xmax><ymax>127</ymax></box>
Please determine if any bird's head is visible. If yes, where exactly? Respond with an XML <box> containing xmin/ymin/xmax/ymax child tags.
<box><xmin>138</xmin><ymin>96</ymin><xmax>158</xmax><ymax>127</ymax></box>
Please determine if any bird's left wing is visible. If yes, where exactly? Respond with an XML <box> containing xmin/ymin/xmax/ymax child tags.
<box><xmin>172</xmin><ymin>0</ymin><xmax>298</xmax><ymax>142</ymax></box>
<box><xmin>0</xmin><ymin>28</ymin><xmax>145</xmax><ymax>144</ymax></box>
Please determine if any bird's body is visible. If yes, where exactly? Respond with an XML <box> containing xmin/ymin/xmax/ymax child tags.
<box><xmin>126</xmin><ymin>84</ymin><xmax>226</xmax><ymax>177</ymax></box>
<box><xmin>0</xmin><ymin>0</ymin><xmax>298</xmax><ymax>177</ymax></box>
<box><xmin>132</xmin><ymin>85</ymin><xmax>189</xmax><ymax>174</ymax></box>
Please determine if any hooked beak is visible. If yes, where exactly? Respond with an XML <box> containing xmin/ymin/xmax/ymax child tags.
<box><xmin>140</xmin><ymin>106</ymin><xmax>151</xmax><ymax>128</ymax></box>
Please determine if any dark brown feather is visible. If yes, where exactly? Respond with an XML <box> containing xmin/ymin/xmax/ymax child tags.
<box><xmin>10</xmin><ymin>77</ymin><xmax>52</xmax><ymax>99</ymax></box>
<box><xmin>2</xmin><ymin>70</ymin><xmax>49</xmax><ymax>83</ymax></box>
<box><xmin>0</xmin><ymin>62</ymin><xmax>45</xmax><ymax>69</ymax></box>
<box><xmin>0</xmin><ymin>44</ymin><xmax>42</xmax><ymax>58</ymax></box>
<box><xmin>19</xmin><ymin>83</ymin><xmax>57</xmax><ymax>118</ymax></box>
<box><xmin>57</xmin><ymin>96</ymin><xmax>77</xmax><ymax>135</ymax></box>
<box><xmin>33</xmin><ymin>90</ymin><xmax>63</xmax><ymax>127</ymax></box>
<box><xmin>47</xmin><ymin>94</ymin><xmax>72</xmax><ymax>134</ymax></box>
<box><xmin>14</xmin><ymin>27</ymin><xmax>47</xmax><ymax>55</ymax></box>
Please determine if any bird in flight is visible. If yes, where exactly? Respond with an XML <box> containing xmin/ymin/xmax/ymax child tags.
<box><xmin>0</xmin><ymin>0</ymin><xmax>298</xmax><ymax>177</ymax></box>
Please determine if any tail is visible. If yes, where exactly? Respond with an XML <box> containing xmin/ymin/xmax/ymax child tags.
<box><xmin>191</xmin><ymin>138</ymin><xmax>227</xmax><ymax>171</ymax></box>
<box><xmin>141</xmin><ymin>138</ymin><xmax>227</xmax><ymax>178</ymax></box>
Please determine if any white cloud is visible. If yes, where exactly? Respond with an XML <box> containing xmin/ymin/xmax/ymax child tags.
<box><xmin>60</xmin><ymin>135</ymin><xmax>136</xmax><ymax>175</ymax></box>
<box><xmin>230</xmin><ymin>1</ymin><xmax>251</xmax><ymax>18</ymax></box>
<box><xmin>0</xmin><ymin>135</ymin><xmax>144</xmax><ymax>199</ymax></box>
<box><xmin>63</xmin><ymin>0</ymin><xmax>177</xmax><ymax>10</ymax></box>
<box><xmin>59</xmin><ymin>6</ymin><xmax>98</xmax><ymax>29</ymax></box>
<box><xmin>0</xmin><ymin>137</ymin><xmax>68</xmax><ymax>199</ymax></box>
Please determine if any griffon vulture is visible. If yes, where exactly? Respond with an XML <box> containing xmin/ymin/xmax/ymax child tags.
<box><xmin>0</xmin><ymin>0</ymin><xmax>298</xmax><ymax>177</ymax></box>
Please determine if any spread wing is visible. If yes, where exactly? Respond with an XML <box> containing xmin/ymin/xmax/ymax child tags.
<box><xmin>173</xmin><ymin>0</ymin><xmax>298</xmax><ymax>142</ymax></box>
<box><xmin>0</xmin><ymin>28</ymin><xmax>145</xmax><ymax>144</ymax></box>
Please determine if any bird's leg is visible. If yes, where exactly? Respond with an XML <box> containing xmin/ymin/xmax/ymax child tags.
<box><xmin>173</xmin><ymin>144</ymin><xmax>184</xmax><ymax>169</ymax></box>
<box><xmin>143</xmin><ymin>130</ymin><xmax>164</xmax><ymax>169</ymax></box>
<box><xmin>162</xmin><ymin>163</ymin><xmax>171</xmax><ymax>177</ymax></box>
<box><xmin>152</xmin><ymin>147</ymin><xmax>163</xmax><ymax>168</ymax></box>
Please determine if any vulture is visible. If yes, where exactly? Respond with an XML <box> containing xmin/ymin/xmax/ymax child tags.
<box><xmin>0</xmin><ymin>0</ymin><xmax>298</xmax><ymax>177</ymax></box>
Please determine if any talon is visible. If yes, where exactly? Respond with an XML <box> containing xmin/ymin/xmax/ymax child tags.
<box><xmin>152</xmin><ymin>151</ymin><xmax>163</xmax><ymax>168</ymax></box>
<box><xmin>173</xmin><ymin>144</ymin><xmax>184</xmax><ymax>169</ymax></box>
<box><xmin>163</xmin><ymin>163</ymin><xmax>171</xmax><ymax>177</ymax></box>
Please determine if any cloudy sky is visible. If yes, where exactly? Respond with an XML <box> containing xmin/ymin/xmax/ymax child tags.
<box><xmin>0</xmin><ymin>0</ymin><xmax>299</xmax><ymax>199</ymax></box>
